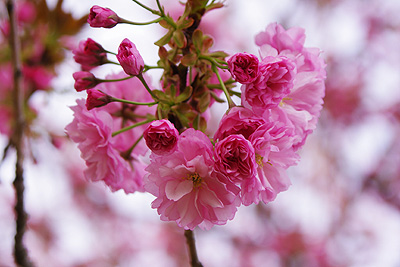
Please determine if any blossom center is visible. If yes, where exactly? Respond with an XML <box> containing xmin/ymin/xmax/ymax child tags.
<box><xmin>256</xmin><ymin>154</ymin><xmax>264</xmax><ymax>167</ymax></box>
<box><xmin>187</xmin><ymin>172</ymin><xmax>202</xmax><ymax>188</ymax></box>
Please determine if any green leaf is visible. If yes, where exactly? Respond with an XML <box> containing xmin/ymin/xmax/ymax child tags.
<box><xmin>177</xmin><ymin>18</ymin><xmax>194</xmax><ymax>30</ymax></box>
<box><xmin>173</xmin><ymin>30</ymin><xmax>187</xmax><ymax>48</ymax></box>
<box><xmin>181</xmin><ymin>53</ymin><xmax>198</xmax><ymax>66</ymax></box>
<box><xmin>155</xmin><ymin>29</ymin><xmax>174</xmax><ymax>47</ymax></box>
<box><xmin>210</xmin><ymin>91</ymin><xmax>226</xmax><ymax>103</ymax></box>
<box><xmin>176</xmin><ymin>86</ymin><xmax>193</xmax><ymax>103</ymax></box>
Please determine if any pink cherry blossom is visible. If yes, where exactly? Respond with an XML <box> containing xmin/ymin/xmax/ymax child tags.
<box><xmin>117</xmin><ymin>38</ymin><xmax>145</xmax><ymax>76</ymax></box>
<box><xmin>214</xmin><ymin>134</ymin><xmax>257</xmax><ymax>183</ymax></box>
<box><xmin>241</xmin><ymin>55</ymin><xmax>296</xmax><ymax>114</ymax></box>
<box><xmin>144</xmin><ymin>119</ymin><xmax>179</xmax><ymax>155</ymax></box>
<box><xmin>227</xmin><ymin>52</ymin><xmax>259</xmax><ymax>84</ymax></box>
<box><xmin>144</xmin><ymin>128</ymin><xmax>240</xmax><ymax>230</ymax></box>
<box><xmin>65</xmin><ymin>99</ymin><xmax>145</xmax><ymax>193</ymax></box>
<box><xmin>73</xmin><ymin>71</ymin><xmax>98</xmax><ymax>91</ymax></box>
<box><xmin>86</xmin><ymin>89</ymin><xmax>112</xmax><ymax>110</ymax></box>
<box><xmin>214</xmin><ymin>106</ymin><xmax>266</xmax><ymax>142</ymax></box>
<box><xmin>73</xmin><ymin>38</ymin><xmax>108</xmax><ymax>71</ymax></box>
<box><xmin>88</xmin><ymin>5</ymin><xmax>121</xmax><ymax>28</ymax></box>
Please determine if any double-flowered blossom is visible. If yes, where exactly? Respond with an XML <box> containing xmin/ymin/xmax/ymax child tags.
<box><xmin>143</xmin><ymin>119</ymin><xmax>179</xmax><ymax>155</ymax></box>
<box><xmin>88</xmin><ymin>5</ymin><xmax>121</xmax><ymax>28</ymax></box>
<box><xmin>66</xmin><ymin>71</ymin><xmax>156</xmax><ymax>193</ymax></box>
<box><xmin>117</xmin><ymin>38</ymin><xmax>145</xmax><ymax>76</ymax></box>
<box><xmin>144</xmin><ymin>128</ymin><xmax>240</xmax><ymax>230</ymax></box>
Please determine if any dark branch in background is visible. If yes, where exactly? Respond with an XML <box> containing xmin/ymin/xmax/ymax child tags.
<box><xmin>184</xmin><ymin>230</ymin><xmax>203</xmax><ymax>267</ymax></box>
<box><xmin>6</xmin><ymin>0</ymin><xmax>34</xmax><ymax>266</ymax></box>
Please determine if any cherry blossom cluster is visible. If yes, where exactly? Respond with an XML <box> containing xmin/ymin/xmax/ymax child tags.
<box><xmin>66</xmin><ymin>1</ymin><xmax>326</xmax><ymax>230</ymax></box>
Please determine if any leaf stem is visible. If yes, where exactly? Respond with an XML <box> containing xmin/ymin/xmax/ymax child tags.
<box><xmin>112</xmin><ymin>118</ymin><xmax>154</xmax><ymax>137</ymax></box>
<box><xmin>212</xmin><ymin>65</ymin><xmax>236</xmax><ymax>108</ymax></box>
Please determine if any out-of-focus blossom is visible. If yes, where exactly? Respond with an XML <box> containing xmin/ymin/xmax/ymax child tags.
<box><xmin>117</xmin><ymin>38</ymin><xmax>144</xmax><ymax>76</ymax></box>
<box><xmin>73</xmin><ymin>38</ymin><xmax>108</xmax><ymax>71</ymax></box>
<box><xmin>144</xmin><ymin>119</ymin><xmax>179</xmax><ymax>155</ymax></box>
<box><xmin>88</xmin><ymin>5</ymin><xmax>121</xmax><ymax>28</ymax></box>
<box><xmin>144</xmin><ymin>128</ymin><xmax>240</xmax><ymax>230</ymax></box>
<box><xmin>227</xmin><ymin>52</ymin><xmax>259</xmax><ymax>84</ymax></box>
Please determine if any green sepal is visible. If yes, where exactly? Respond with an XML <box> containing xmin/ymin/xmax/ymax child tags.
<box><xmin>155</xmin><ymin>29</ymin><xmax>174</xmax><ymax>46</ymax></box>
<box><xmin>173</xmin><ymin>30</ymin><xmax>187</xmax><ymax>48</ymax></box>
<box><xmin>176</xmin><ymin>86</ymin><xmax>193</xmax><ymax>103</ymax></box>
<box><xmin>210</xmin><ymin>90</ymin><xmax>226</xmax><ymax>103</ymax></box>
<box><xmin>181</xmin><ymin>52</ymin><xmax>198</xmax><ymax>66</ymax></box>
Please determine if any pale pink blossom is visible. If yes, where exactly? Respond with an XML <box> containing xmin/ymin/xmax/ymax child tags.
<box><xmin>65</xmin><ymin>100</ymin><xmax>145</xmax><ymax>193</ymax></box>
<box><xmin>117</xmin><ymin>38</ymin><xmax>144</xmax><ymax>76</ymax></box>
<box><xmin>144</xmin><ymin>119</ymin><xmax>179</xmax><ymax>155</ymax></box>
<box><xmin>144</xmin><ymin>128</ymin><xmax>240</xmax><ymax>230</ymax></box>
<box><xmin>241</xmin><ymin>55</ymin><xmax>296</xmax><ymax>114</ymax></box>
<box><xmin>227</xmin><ymin>52</ymin><xmax>259</xmax><ymax>84</ymax></box>
<box><xmin>255</xmin><ymin>22</ymin><xmax>326</xmax><ymax>150</ymax></box>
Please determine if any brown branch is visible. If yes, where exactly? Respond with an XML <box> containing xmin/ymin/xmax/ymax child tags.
<box><xmin>6</xmin><ymin>0</ymin><xmax>34</xmax><ymax>266</ymax></box>
<box><xmin>184</xmin><ymin>230</ymin><xmax>203</xmax><ymax>267</ymax></box>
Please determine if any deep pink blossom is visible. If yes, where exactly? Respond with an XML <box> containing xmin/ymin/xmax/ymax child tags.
<box><xmin>73</xmin><ymin>38</ymin><xmax>108</xmax><ymax>71</ymax></box>
<box><xmin>86</xmin><ymin>89</ymin><xmax>112</xmax><ymax>110</ymax></box>
<box><xmin>73</xmin><ymin>71</ymin><xmax>99</xmax><ymax>91</ymax></box>
<box><xmin>88</xmin><ymin>5</ymin><xmax>121</xmax><ymax>28</ymax></box>
<box><xmin>214</xmin><ymin>134</ymin><xmax>257</xmax><ymax>183</ymax></box>
<box><xmin>227</xmin><ymin>52</ymin><xmax>259</xmax><ymax>84</ymax></box>
<box><xmin>117</xmin><ymin>38</ymin><xmax>144</xmax><ymax>76</ymax></box>
<box><xmin>144</xmin><ymin>128</ymin><xmax>240</xmax><ymax>230</ymax></box>
<box><xmin>241</xmin><ymin>55</ymin><xmax>296</xmax><ymax>113</ymax></box>
<box><xmin>214</xmin><ymin>106</ymin><xmax>266</xmax><ymax>142</ymax></box>
<box><xmin>65</xmin><ymin>100</ymin><xmax>145</xmax><ymax>193</ymax></box>
<box><xmin>144</xmin><ymin>119</ymin><xmax>179</xmax><ymax>155</ymax></box>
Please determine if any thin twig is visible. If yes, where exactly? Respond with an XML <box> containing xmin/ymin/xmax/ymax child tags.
<box><xmin>6</xmin><ymin>0</ymin><xmax>33</xmax><ymax>266</ymax></box>
<box><xmin>184</xmin><ymin>230</ymin><xmax>203</xmax><ymax>267</ymax></box>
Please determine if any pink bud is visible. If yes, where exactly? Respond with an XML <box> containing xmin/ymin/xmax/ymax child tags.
<box><xmin>88</xmin><ymin>5</ymin><xmax>120</xmax><ymax>28</ymax></box>
<box><xmin>85</xmin><ymin>89</ymin><xmax>112</xmax><ymax>110</ymax></box>
<box><xmin>73</xmin><ymin>71</ymin><xmax>99</xmax><ymax>91</ymax></box>
<box><xmin>116</xmin><ymin>38</ymin><xmax>144</xmax><ymax>76</ymax></box>
<box><xmin>73</xmin><ymin>38</ymin><xmax>107</xmax><ymax>70</ymax></box>
<box><xmin>227</xmin><ymin>52</ymin><xmax>259</xmax><ymax>84</ymax></box>
<box><xmin>143</xmin><ymin>119</ymin><xmax>179</xmax><ymax>155</ymax></box>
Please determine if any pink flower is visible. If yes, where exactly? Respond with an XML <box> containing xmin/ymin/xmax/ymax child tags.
<box><xmin>227</xmin><ymin>52</ymin><xmax>259</xmax><ymax>84</ymax></box>
<box><xmin>241</xmin><ymin>55</ymin><xmax>296</xmax><ymax>113</ymax></box>
<box><xmin>255</xmin><ymin>22</ymin><xmax>306</xmax><ymax>54</ymax></box>
<box><xmin>73</xmin><ymin>38</ymin><xmax>108</xmax><ymax>70</ymax></box>
<box><xmin>144</xmin><ymin>119</ymin><xmax>179</xmax><ymax>155</ymax></box>
<box><xmin>214</xmin><ymin>134</ymin><xmax>257</xmax><ymax>183</ymax></box>
<box><xmin>117</xmin><ymin>38</ymin><xmax>145</xmax><ymax>76</ymax></box>
<box><xmin>144</xmin><ymin>128</ymin><xmax>240</xmax><ymax>230</ymax></box>
<box><xmin>255</xmin><ymin>23</ymin><xmax>326</xmax><ymax>150</ymax></box>
<box><xmin>73</xmin><ymin>71</ymin><xmax>99</xmax><ymax>91</ymax></box>
<box><xmin>86</xmin><ymin>89</ymin><xmax>112</xmax><ymax>110</ymax></box>
<box><xmin>88</xmin><ymin>5</ymin><xmax>121</xmax><ymax>28</ymax></box>
<box><xmin>65</xmin><ymin>99</ymin><xmax>145</xmax><ymax>193</ymax></box>
<box><xmin>214</xmin><ymin>106</ymin><xmax>266</xmax><ymax>142</ymax></box>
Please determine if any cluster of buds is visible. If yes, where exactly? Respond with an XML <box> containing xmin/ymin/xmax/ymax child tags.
<box><xmin>66</xmin><ymin>1</ymin><xmax>326</xmax><ymax>230</ymax></box>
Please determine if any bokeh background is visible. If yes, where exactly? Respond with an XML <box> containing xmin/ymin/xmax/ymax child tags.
<box><xmin>1</xmin><ymin>0</ymin><xmax>400</xmax><ymax>266</ymax></box>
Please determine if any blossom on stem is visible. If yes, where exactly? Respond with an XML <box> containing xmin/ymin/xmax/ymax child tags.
<box><xmin>73</xmin><ymin>38</ymin><xmax>108</xmax><ymax>70</ymax></box>
<box><xmin>117</xmin><ymin>38</ymin><xmax>144</xmax><ymax>76</ymax></box>
<box><xmin>144</xmin><ymin>119</ymin><xmax>179</xmax><ymax>155</ymax></box>
<box><xmin>144</xmin><ymin>128</ymin><xmax>240</xmax><ymax>230</ymax></box>
<box><xmin>88</xmin><ymin>5</ymin><xmax>121</xmax><ymax>28</ymax></box>
<box><xmin>85</xmin><ymin>89</ymin><xmax>112</xmax><ymax>110</ymax></box>
<box><xmin>73</xmin><ymin>71</ymin><xmax>99</xmax><ymax>91</ymax></box>
<box><xmin>227</xmin><ymin>52</ymin><xmax>259</xmax><ymax>84</ymax></box>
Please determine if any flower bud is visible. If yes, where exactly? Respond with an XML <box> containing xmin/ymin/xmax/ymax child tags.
<box><xmin>73</xmin><ymin>71</ymin><xmax>99</xmax><ymax>91</ymax></box>
<box><xmin>85</xmin><ymin>89</ymin><xmax>112</xmax><ymax>110</ymax></box>
<box><xmin>88</xmin><ymin>5</ymin><xmax>120</xmax><ymax>28</ymax></box>
<box><xmin>116</xmin><ymin>38</ymin><xmax>144</xmax><ymax>76</ymax></box>
<box><xmin>73</xmin><ymin>38</ymin><xmax>108</xmax><ymax>70</ymax></box>
<box><xmin>143</xmin><ymin>119</ymin><xmax>179</xmax><ymax>155</ymax></box>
